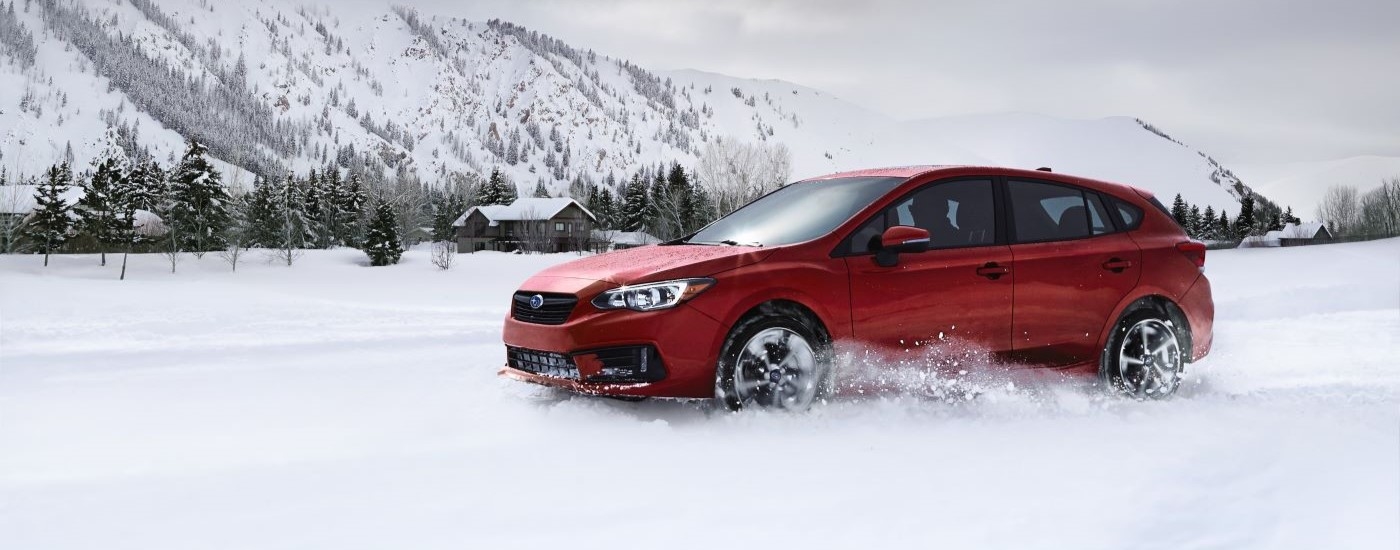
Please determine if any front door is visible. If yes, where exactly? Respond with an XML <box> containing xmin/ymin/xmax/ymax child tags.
<box><xmin>1004</xmin><ymin>179</ymin><xmax>1141</xmax><ymax>366</ymax></box>
<box><xmin>844</xmin><ymin>179</ymin><xmax>1013</xmax><ymax>362</ymax></box>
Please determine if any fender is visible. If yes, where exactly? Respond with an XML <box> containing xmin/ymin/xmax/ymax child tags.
<box><xmin>1093</xmin><ymin>275</ymin><xmax>1199</xmax><ymax>359</ymax></box>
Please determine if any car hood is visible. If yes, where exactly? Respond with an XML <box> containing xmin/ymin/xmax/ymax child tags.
<box><xmin>529</xmin><ymin>244</ymin><xmax>774</xmax><ymax>286</ymax></box>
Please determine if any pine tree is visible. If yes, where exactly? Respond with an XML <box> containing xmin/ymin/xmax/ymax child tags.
<box><xmin>532</xmin><ymin>179</ymin><xmax>549</xmax><ymax>198</ymax></box>
<box><xmin>1201</xmin><ymin>205</ymin><xmax>1217</xmax><ymax>240</ymax></box>
<box><xmin>479</xmin><ymin>167</ymin><xmax>515</xmax><ymax>205</ymax></box>
<box><xmin>1268</xmin><ymin>212</ymin><xmax>1283</xmax><ymax>232</ymax></box>
<box><xmin>1283</xmin><ymin>206</ymin><xmax>1300</xmax><ymax>225</ymax></box>
<box><xmin>1187</xmin><ymin>204</ymin><xmax>1202</xmax><ymax>238</ymax></box>
<box><xmin>246</xmin><ymin>176</ymin><xmax>279</xmax><ymax>247</ymax></box>
<box><xmin>338</xmin><ymin>172</ymin><xmax>368</xmax><ymax>244</ymax></box>
<box><xmin>595</xmin><ymin>187</ymin><xmax>616</xmax><ymax>229</ymax></box>
<box><xmin>1235</xmin><ymin>194</ymin><xmax>1256</xmax><ymax>238</ymax></box>
<box><xmin>1170</xmin><ymin>193</ymin><xmax>1188</xmax><ymax>227</ymax></box>
<box><xmin>166</xmin><ymin>141</ymin><xmax>231</xmax><ymax>255</ymax></box>
<box><xmin>430</xmin><ymin>195</ymin><xmax>463</xmax><ymax>242</ymax></box>
<box><xmin>1218</xmin><ymin>210</ymin><xmax>1231</xmax><ymax>239</ymax></box>
<box><xmin>619</xmin><ymin>173</ymin><xmax>650</xmax><ymax>231</ymax></box>
<box><xmin>74</xmin><ymin>157</ymin><xmax>124</xmax><ymax>266</ymax></box>
<box><xmin>363</xmin><ymin>200</ymin><xmax>403</xmax><ymax>266</ymax></box>
<box><xmin>25</xmin><ymin>164</ymin><xmax>73</xmax><ymax>266</ymax></box>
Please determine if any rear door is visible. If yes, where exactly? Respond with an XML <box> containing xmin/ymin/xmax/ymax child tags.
<box><xmin>1005</xmin><ymin>179</ymin><xmax>1141</xmax><ymax>366</ymax></box>
<box><xmin>843</xmin><ymin>178</ymin><xmax>1014</xmax><ymax>359</ymax></box>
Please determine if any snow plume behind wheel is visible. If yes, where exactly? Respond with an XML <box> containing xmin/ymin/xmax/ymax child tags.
<box><xmin>715</xmin><ymin>302</ymin><xmax>834</xmax><ymax>411</ymax></box>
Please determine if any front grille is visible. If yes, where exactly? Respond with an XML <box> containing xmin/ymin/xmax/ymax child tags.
<box><xmin>507</xmin><ymin>346</ymin><xmax>579</xmax><ymax>380</ymax></box>
<box><xmin>511</xmin><ymin>292</ymin><xmax>578</xmax><ymax>325</ymax></box>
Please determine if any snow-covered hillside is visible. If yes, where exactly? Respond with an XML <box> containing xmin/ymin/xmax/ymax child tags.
<box><xmin>3</xmin><ymin>0</ymin><xmax>1267</xmax><ymax>214</ymax></box>
<box><xmin>2</xmin><ymin>240</ymin><xmax>1398</xmax><ymax>549</ymax></box>
<box><xmin>1234</xmin><ymin>155</ymin><xmax>1400</xmax><ymax>217</ymax></box>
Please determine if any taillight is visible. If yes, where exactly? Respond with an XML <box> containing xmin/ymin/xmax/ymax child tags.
<box><xmin>1176</xmin><ymin>241</ymin><xmax>1206</xmax><ymax>269</ymax></box>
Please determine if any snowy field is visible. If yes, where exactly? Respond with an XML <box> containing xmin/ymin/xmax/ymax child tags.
<box><xmin>2</xmin><ymin>240</ymin><xmax>1398</xmax><ymax>549</ymax></box>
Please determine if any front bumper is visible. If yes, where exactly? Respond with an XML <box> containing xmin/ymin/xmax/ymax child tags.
<box><xmin>501</xmin><ymin>286</ymin><xmax>726</xmax><ymax>398</ymax></box>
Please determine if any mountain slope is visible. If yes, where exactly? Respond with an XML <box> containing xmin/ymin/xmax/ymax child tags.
<box><xmin>1</xmin><ymin>0</ymin><xmax>1266</xmax><ymax>216</ymax></box>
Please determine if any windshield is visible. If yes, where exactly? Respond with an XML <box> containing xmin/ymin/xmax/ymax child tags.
<box><xmin>684</xmin><ymin>176</ymin><xmax>905</xmax><ymax>247</ymax></box>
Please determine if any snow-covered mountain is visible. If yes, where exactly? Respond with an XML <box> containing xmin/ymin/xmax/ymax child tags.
<box><xmin>1</xmin><ymin>0</ymin><xmax>1271</xmax><ymax>215</ymax></box>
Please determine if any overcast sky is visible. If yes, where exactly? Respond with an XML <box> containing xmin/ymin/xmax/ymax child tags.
<box><xmin>387</xmin><ymin>0</ymin><xmax>1398</xmax><ymax>164</ymax></box>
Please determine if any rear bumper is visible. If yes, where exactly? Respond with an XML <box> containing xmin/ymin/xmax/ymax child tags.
<box><xmin>501</xmin><ymin>301</ymin><xmax>726</xmax><ymax>399</ymax></box>
<box><xmin>1179</xmin><ymin>274</ymin><xmax>1215</xmax><ymax>362</ymax></box>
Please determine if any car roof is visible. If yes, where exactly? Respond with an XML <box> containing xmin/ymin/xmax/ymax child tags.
<box><xmin>802</xmin><ymin>165</ymin><xmax>1147</xmax><ymax>198</ymax></box>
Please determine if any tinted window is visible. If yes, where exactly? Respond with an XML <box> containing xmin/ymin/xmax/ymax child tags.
<box><xmin>845</xmin><ymin>179</ymin><xmax>996</xmax><ymax>254</ymax></box>
<box><xmin>1008</xmin><ymin>180</ymin><xmax>1091</xmax><ymax>242</ymax></box>
<box><xmin>1114</xmin><ymin>199</ymin><xmax>1143</xmax><ymax>230</ymax></box>
<box><xmin>1085</xmin><ymin>193</ymin><xmax>1113</xmax><ymax>235</ymax></box>
<box><xmin>685</xmin><ymin>177</ymin><xmax>904</xmax><ymax>247</ymax></box>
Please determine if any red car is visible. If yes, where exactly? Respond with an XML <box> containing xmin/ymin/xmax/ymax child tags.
<box><xmin>501</xmin><ymin>166</ymin><xmax>1213</xmax><ymax>409</ymax></box>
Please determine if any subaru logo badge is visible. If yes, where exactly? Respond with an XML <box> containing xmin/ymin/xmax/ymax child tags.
<box><xmin>529</xmin><ymin>294</ymin><xmax>545</xmax><ymax>309</ymax></box>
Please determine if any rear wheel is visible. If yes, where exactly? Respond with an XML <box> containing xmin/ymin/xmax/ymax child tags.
<box><xmin>716</xmin><ymin>304</ymin><xmax>832</xmax><ymax>411</ymax></box>
<box><xmin>1102</xmin><ymin>309</ymin><xmax>1184</xmax><ymax>399</ymax></box>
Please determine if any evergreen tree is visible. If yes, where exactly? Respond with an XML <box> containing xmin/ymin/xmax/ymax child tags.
<box><xmin>1234</xmin><ymin>194</ymin><xmax>1256</xmax><ymax>238</ymax></box>
<box><xmin>1186</xmin><ymin>204</ymin><xmax>1202</xmax><ymax>238</ymax></box>
<box><xmin>595</xmin><ymin>186</ymin><xmax>616</xmax><ymax>229</ymax></box>
<box><xmin>166</xmin><ymin>141</ymin><xmax>231</xmax><ymax>255</ymax></box>
<box><xmin>532</xmin><ymin>179</ymin><xmax>550</xmax><ymax>198</ymax></box>
<box><xmin>430</xmin><ymin>195</ymin><xmax>463</xmax><ymax>242</ymax></box>
<box><xmin>619</xmin><ymin>173</ymin><xmax>650</xmax><ymax>231</ymax></box>
<box><xmin>479</xmin><ymin>167</ymin><xmax>516</xmax><ymax>205</ymax></box>
<box><xmin>1170</xmin><ymin>193</ymin><xmax>1188</xmax><ymax>227</ymax></box>
<box><xmin>25</xmin><ymin>164</ymin><xmax>73</xmax><ymax>266</ymax></box>
<box><xmin>246</xmin><ymin>176</ymin><xmax>279</xmax><ymax>247</ymax></box>
<box><xmin>363</xmin><ymin>200</ymin><xmax>403</xmax><ymax>266</ymax></box>
<box><xmin>1283</xmin><ymin>206</ymin><xmax>1301</xmax><ymax>225</ymax></box>
<box><xmin>338</xmin><ymin>172</ymin><xmax>368</xmax><ymax>244</ymax></box>
<box><xmin>1218</xmin><ymin>210</ymin><xmax>1231</xmax><ymax>239</ymax></box>
<box><xmin>74</xmin><ymin>157</ymin><xmax>124</xmax><ymax>266</ymax></box>
<box><xmin>1201</xmin><ymin>205</ymin><xmax>1217</xmax><ymax>240</ymax></box>
<box><xmin>1267</xmin><ymin>211</ymin><xmax>1284</xmax><ymax>232</ymax></box>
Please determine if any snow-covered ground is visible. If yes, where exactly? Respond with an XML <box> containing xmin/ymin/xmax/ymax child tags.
<box><xmin>2</xmin><ymin>240</ymin><xmax>1398</xmax><ymax>549</ymax></box>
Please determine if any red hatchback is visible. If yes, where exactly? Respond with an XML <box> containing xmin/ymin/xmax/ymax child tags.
<box><xmin>501</xmin><ymin>166</ymin><xmax>1214</xmax><ymax>409</ymax></box>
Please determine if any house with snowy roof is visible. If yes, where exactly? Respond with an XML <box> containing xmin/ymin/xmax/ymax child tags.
<box><xmin>1238</xmin><ymin>222</ymin><xmax>1333</xmax><ymax>248</ymax></box>
<box><xmin>452</xmin><ymin>197</ymin><xmax>597</xmax><ymax>253</ymax></box>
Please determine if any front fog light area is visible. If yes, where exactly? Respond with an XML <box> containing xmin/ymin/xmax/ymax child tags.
<box><xmin>573</xmin><ymin>346</ymin><xmax>667</xmax><ymax>383</ymax></box>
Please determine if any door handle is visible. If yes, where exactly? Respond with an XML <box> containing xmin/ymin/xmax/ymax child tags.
<box><xmin>1102</xmin><ymin>258</ymin><xmax>1133</xmax><ymax>273</ymax></box>
<box><xmin>976</xmin><ymin>262</ymin><xmax>1010</xmax><ymax>280</ymax></box>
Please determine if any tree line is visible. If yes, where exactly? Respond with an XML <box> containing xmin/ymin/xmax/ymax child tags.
<box><xmin>1168</xmin><ymin>192</ymin><xmax>1301</xmax><ymax>241</ymax></box>
<box><xmin>1316</xmin><ymin>179</ymin><xmax>1400</xmax><ymax>239</ymax></box>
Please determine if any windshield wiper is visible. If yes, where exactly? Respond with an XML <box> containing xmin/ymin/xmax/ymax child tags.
<box><xmin>719</xmin><ymin>240</ymin><xmax>762</xmax><ymax>247</ymax></box>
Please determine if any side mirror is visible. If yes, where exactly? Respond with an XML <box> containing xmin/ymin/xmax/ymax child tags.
<box><xmin>874</xmin><ymin>226</ymin><xmax>929</xmax><ymax>267</ymax></box>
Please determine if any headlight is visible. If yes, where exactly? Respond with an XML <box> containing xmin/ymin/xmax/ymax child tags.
<box><xmin>590</xmin><ymin>278</ymin><xmax>716</xmax><ymax>312</ymax></box>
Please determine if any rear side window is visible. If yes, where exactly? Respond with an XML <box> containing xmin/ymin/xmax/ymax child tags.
<box><xmin>1008</xmin><ymin>180</ymin><xmax>1092</xmax><ymax>243</ymax></box>
<box><xmin>1112</xmin><ymin>198</ymin><xmax>1144</xmax><ymax>230</ymax></box>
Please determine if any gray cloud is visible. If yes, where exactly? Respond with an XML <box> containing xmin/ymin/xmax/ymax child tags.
<box><xmin>388</xmin><ymin>0</ymin><xmax>1400</xmax><ymax>163</ymax></box>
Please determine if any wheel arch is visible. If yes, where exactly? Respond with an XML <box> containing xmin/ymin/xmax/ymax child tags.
<box><xmin>1100</xmin><ymin>293</ymin><xmax>1194</xmax><ymax>365</ymax></box>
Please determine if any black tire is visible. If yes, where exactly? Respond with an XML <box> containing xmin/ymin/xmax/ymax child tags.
<box><xmin>715</xmin><ymin>302</ymin><xmax>834</xmax><ymax>411</ymax></box>
<box><xmin>1100</xmin><ymin>307</ymin><xmax>1185</xmax><ymax>399</ymax></box>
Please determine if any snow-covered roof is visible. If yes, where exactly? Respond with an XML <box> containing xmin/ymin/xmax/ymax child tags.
<box><xmin>0</xmin><ymin>185</ymin><xmax>84</xmax><ymax>215</ymax></box>
<box><xmin>1281</xmin><ymin>222</ymin><xmax>1326</xmax><ymax>239</ymax></box>
<box><xmin>452</xmin><ymin>197</ymin><xmax>596</xmax><ymax>227</ymax></box>
<box><xmin>591</xmin><ymin>230</ymin><xmax>660</xmax><ymax>246</ymax></box>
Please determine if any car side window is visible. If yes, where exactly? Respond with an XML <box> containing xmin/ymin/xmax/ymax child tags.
<box><xmin>1085</xmin><ymin>192</ymin><xmax>1113</xmax><ymax>235</ymax></box>
<box><xmin>845</xmin><ymin>179</ymin><xmax>996</xmax><ymax>254</ymax></box>
<box><xmin>1112</xmin><ymin>198</ymin><xmax>1143</xmax><ymax>230</ymax></box>
<box><xmin>1008</xmin><ymin>180</ymin><xmax>1093</xmax><ymax>243</ymax></box>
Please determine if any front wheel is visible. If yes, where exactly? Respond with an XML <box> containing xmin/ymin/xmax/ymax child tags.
<box><xmin>716</xmin><ymin>304</ymin><xmax>832</xmax><ymax>411</ymax></box>
<box><xmin>1101</xmin><ymin>309</ymin><xmax>1184</xmax><ymax>399</ymax></box>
